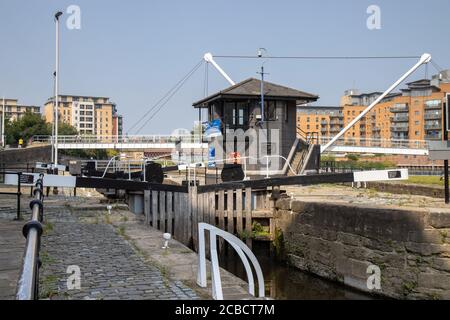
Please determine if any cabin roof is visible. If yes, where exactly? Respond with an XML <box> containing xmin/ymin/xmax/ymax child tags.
<box><xmin>193</xmin><ymin>78</ymin><xmax>318</xmax><ymax>107</ymax></box>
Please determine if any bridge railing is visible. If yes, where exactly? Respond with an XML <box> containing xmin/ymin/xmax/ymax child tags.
<box><xmin>16</xmin><ymin>173</ymin><xmax>45</xmax><ymax>300</ymax></box>
<box><xmin>31</xmin><ymin>134</ymin><xmax>204</xmax><ymax>145</ymax></box>
<box><xmin>318</xmin><ymin>136</ymin><xmax>430</xmax><ymax>150</ymax></box>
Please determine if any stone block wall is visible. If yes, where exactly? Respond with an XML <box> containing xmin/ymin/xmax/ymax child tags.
<box><xmin>274</xmin><ymin>198</ymin><xmax>450</xmax><ymax>299</ymax></box>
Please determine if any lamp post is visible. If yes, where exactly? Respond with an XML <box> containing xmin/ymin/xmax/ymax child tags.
<box><xmin>2</xmin><ymin>96</ymin><xmax>5</xmax><ymax>148</ymax></box>
<box><xmin>54</xmin><ymin>11</ymin><xmax>63</xmax><ymax>167</ymax></box>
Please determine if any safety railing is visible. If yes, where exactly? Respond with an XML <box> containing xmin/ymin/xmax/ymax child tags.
<box><xmin>197</xmin><ymin>223</ymin><xmax>265</xmax><ymax>300</ymax></box>
<box><xmin>31</xmin><ymin>134</ymin><xmax>204</xmax><ymax>145</ymax></box>
<box><xmin>16</xmin><ymin>173</ymin><xmax>45</xmax><ymax>300</ymax></box>
<box><xmin>318</xmin><ymin>136</ymin><xmax>429</xmax><ymax>150</ymax></box>
<box><xmin>0</xmin><ymin>171</ymin><xmax>23</xmax><ymax>220</ymax></box>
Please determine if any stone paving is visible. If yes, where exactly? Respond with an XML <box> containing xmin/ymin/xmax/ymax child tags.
<box><xmin>286</xmin><ymin>184</ymin><xmax>450</xmax><ymax>212</ymax></box>
<box><xmin>39</xmin><ymin>198</ymin><xmax>199</xmax><ymax>300</ymax></box>
<box><xmin>0</xmin><ymin>194</ymin><xmax>30</xmax><ymax>300</ymax></box>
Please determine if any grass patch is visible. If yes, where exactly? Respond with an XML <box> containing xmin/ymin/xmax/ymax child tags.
<box><xmin>43</xmin><ymin>221</ymin><xmax>54</xmax><ymax>235</ymax></box>
<box><xmin>39</xmin><ymin>274</ymin><xmax>59</xmax><ymax>299</ymax></box>
<box><xmin>405</xmin><ymin>176</ymin><xmax>443</xmax><ymax>186</ymax></box>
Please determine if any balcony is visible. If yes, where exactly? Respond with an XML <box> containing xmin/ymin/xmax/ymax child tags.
<box><xmin>424</xmin><ymin>122</ymin><xmax>442</xmax><ymax>130</ymax></box>
<box><xmin>391</xmin><ymin>114</ymin><xmax>409</xmax><ymax>122</ymax></box>
<box><xmin>390</xmin><ymin>104</ymin><xmax>408</xmax><ymax>113</ymax></box>
<box><xmin>391</xmin><ymin>123</ymin><xmax>409</xmax><ymax>132</ymax></box>
<box><xmin>425</xmin><ymin>133</ymin><xmax>442</xmax><ymax>140</ymax></box>
<box><xmin>392</xmin><ymin>133</ymin><xmax>409</xmax><ymax>140</ymax></box>
<box><xmin>424</xmin><ymin>101</ymin><xmax>442</xmax><ymax>110</ymax></box>
<box><xmin>330</xmin><ymin>120</ymin><xmax>344</xmax><ymax>125</ymax></box>
<box><xmin>321</xmin><ymin>120</ymin><xmax>328</xmax><ymax>125</ymax></box>
<box><xmin>424</xmin><ymin>111</ymin><xmax>442</xmax><ymax>120</ymax></box>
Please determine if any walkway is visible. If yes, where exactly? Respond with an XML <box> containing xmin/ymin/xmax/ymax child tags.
<box><xmin>39</xmin><ymin>197</ymin><xmax>199</xmax><ymax>300</ymax></box>
<box><xmin>0</xmin><ymin>195</ymin><xmax>27</xmax><ymax>300</ymax></box>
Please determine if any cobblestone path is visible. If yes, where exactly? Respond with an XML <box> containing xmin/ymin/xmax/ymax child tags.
<box><xmin>39</xmin><ymin>200</ymin><xmax>199</xmax><ymax>300</ymax></box>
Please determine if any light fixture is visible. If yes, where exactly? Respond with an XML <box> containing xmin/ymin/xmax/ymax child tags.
<box><xmin>162</xmin><ymin>233</ymin><xmax>171</xmax><ymax>249</ymax></box>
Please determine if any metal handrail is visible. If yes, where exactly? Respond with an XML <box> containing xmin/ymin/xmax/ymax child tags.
<box><xmin>318</xmin><ymin>136</ymin><xmax>429</xmax><ymax>150</ymax></box>
<box><xmin>16</xmin><ymin>173</ymin><xmax>45</xmax><ymax>300</ymax></box>
<box><xmin>0</xmin><ymin>171</ymin><xmax>22</xmax><ymax>220</ymax></box>
<box><xmin>31</xmin><ymin>134</ymin><xmax>203</xmax><ymax>145</ymax></box>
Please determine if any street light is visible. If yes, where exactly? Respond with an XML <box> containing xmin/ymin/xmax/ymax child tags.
<box><xmin>54</xmin><ymin>11</ymin><xmax>63</xmax><ymax>167</ymax></box>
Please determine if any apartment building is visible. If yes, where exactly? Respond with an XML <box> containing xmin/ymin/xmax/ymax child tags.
<box><xmin>43</xmin><ymin>95</ymin><xmax>123</xmax><ymax>136</ymax></box>
<box><xmin>297</xmin><ymin>70</ymin><xmax>450</xmax><ymax>143</ymax></box>
<box><xmin>0</xmin><ymin>98</ymin><xmax>40</xmax><ymax>121</ymax></box>
<box><xmin>297</xmin><ymin>106</ymin><xmax>342</xmax><ymax>139</ymax></box>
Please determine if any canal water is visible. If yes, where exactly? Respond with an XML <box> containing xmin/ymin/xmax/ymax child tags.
<box><xmin>219</xmin><ymin>241</ymin><xmax>376</xmax><ymax>300</ymax></box>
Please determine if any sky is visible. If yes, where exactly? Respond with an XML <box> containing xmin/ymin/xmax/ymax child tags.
<box><xmin>0</xmin><ymin>0</ymin><xmax>449</xmax><ymax>134</ymax></box>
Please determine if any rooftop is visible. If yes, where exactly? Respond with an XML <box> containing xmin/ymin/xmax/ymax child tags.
<box><xmin>193</xmin><ymin>78</ymin><xmax>318</xmax><ymax>107</ymax></box>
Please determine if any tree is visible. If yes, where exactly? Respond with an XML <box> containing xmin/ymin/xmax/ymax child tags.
<box><xmin>5</xmin><ymin>111</ymin><xmax>51</xmax><ymax>146</ymax></box>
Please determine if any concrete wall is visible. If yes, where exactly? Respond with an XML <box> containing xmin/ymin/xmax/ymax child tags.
<box><xmin>0</xmin><ymin>146</ymin><xmax>52</xmax><ymax>166</ymax></box>
<box><xmin>367</xmin><ymin>182</ymin><xmax>444</xmax><ymax>199</ymax></box>
<box><xmin>274</xmin><ymin>198</ymin><xmax>450</xmax><ymax>299</ymax></box>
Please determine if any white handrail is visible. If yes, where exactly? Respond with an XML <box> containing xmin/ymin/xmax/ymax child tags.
<box><xmin>197</xmin><ymin>223</ymin><xmax>265</xmax><ymax>300</ymax></box>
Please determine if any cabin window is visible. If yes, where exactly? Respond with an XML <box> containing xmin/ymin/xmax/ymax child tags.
<box><xmin>224</xmin><ymin>101</ymin><xmax>248</xmax><ymax>128</ymax></box>
<box><xmin>264</xmin><ymin>101</ymin><xmax>277</xmax><ymax>121</ymax></box>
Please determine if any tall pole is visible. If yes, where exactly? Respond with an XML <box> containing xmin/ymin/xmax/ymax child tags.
<box><xmin>2</xmin><ymin>96</ymin><xmax>5</xmax><ymax>148</ymax></box>
<box><xmin>260</xmin><ymin>65</ymin><xmax>265</xmax><ymax>123</ymax></box>
<box><xmin>54</xmin><ymin>12</ymin><xmax>63</xmax><ymax>167</ymax></box>
<box><xmin>444</xmin><ymin>96</ymin><xmax>449</xmax><ymax>204</ymax></box>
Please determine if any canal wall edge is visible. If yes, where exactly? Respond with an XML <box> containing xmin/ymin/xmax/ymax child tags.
<box><xmin>274</xmin><ymin>198</ymin><xmax>450</xmax><ymax>299</ymax></box>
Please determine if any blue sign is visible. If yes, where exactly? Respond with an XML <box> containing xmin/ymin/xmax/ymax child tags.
<box><xmin>208</xmin><ymin>146</ymin><xmax>216</xmax><ymax>167</ymax></box>
<box><xmin>204</xmin><ymin>119</ymin><xmax>222</xmax><ymax>138</ymax></box>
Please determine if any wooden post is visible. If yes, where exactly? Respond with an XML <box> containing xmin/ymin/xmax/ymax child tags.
<box><xmin>151</xmin><ymin>190</ymin><xmax>158</xmax><ymax>229</ymax></box>
<box><xmin>181</xmin><ymin>192</ymin><xmax>189</xmax><ymax>246</ymax></box>
<box><xmin>227</xmin><ymin>189</ymin><xmax>234</xmax><ymax>235</ymax></box>
<box><xmin>209</xmin><ymin>191</ymin><xmax>216</xmax><ymax>226</ymax></box>
<box><xmin>245</xmin><ymin>187</ymin><xmax>252</xmax><ymax>248</ymax></box>
<box><xmin>173</xmin><ymin>192</ymin><xmax>181</xmax><ymax>240</ymax></box>
<box><xmin>236</xmin><ymin>189</ymin><xmax>243</xmax><ymax>236</ymax></box>
<box><xmin>218</xmin><ymin>190</ymin><xmax>225</xmax><ymax>250</ymax></box>
<box><xmin>167</xmin><ymin>191</ymin><xmax>173</xmax><ymax>235</ymax></box>
<box><xmin>191</xmin><ymin>186</ymin><xmax>198</xmax><ymax>250</ymax></box>
<box><xmin>144</xmin><ymin>190</ymin><xmax>151</xmax><ymax>225</ymax></box>
<box><xmin>160</xmin><ymin>191</ymin><xmax>166</xmax><ymax>232</ymax></box>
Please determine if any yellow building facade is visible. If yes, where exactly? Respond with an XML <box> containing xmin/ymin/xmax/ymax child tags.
<box><xmin>297</xmin><ymin>70</ymin><xmax>450</xmax><ymax>143</ymax></box>
<box><xmin>0</xmin><ymin>98</ymin><xmax>40</xmax><ymax>121</ymax></box>
<box><xmin>43</xmin><ymin>95</ymin><xmax>123</xmax><ymax>137</ymax></box>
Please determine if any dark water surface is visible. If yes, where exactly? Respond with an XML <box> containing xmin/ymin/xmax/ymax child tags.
<box><xmin>219</xmin><ymin>241</ymin><xmax>377</xmax><ymax>300</ymax></box>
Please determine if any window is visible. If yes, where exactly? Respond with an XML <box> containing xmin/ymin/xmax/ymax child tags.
<box><xmin>415</xmin><ymin>131</ymin><xmax>420</xmax><ymax>136</ymax></box>
<box><xmin>415</xmin><ymin>111</ymin><xmax>420</xmax><ymax>115</ymax></box>
<box><xmin>415</xmin><ymin>121</ymin><xmax>419</xmax><ymax>125</ymax></box>
<box><xmin>264</xmin><ymin>101</ymin><xmax>277</xmax><ymax>121</ymax></box>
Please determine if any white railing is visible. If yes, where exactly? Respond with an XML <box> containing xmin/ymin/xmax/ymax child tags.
<box><xmin>319</xmin><ymin>136</ymin><xmax>429</xmax><ymax>150</ymax></box>
<box><xmin>197</xmin><ymin>223</ymin><xmax>265</xmax><ymax>300</ymax></box>
<box><xmin>31</xmin><ymin>134</ymin><xmax>204</xmax><ymax>145</ymax></box>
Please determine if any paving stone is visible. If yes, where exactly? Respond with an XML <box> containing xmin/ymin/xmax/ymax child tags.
<box><xmin>38</xmin><ymin>200</ymin><xmax>197</xmax><ymax>300</ymax></box>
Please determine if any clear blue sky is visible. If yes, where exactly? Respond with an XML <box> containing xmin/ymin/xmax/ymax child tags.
<box><xmin>1</xmin><ymin>0</ymin><xmax>449</xmax><ymax>134</ymax></box>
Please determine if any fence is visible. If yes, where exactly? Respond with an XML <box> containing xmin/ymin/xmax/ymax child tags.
<box><xmin>143</xmin><ymin>184</ymin><xmax>274</xmax><ymax>251</ymax></box>
<box><xmin>0</xmin><ymin>171</ymin><xmax>23</xmax><ymax>220</ymax></box>
<box><xmin>16</xmin><ymin>173</ymin><xmax>45</xmax><ymax>300</ymax></box>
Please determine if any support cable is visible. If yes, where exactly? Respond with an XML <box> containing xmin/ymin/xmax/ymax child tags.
<box><xmin>127</xmin><ymin>59</ymin><xmax>204</xmax><ymax>134</ymax></box>
<box><xmin>134</xmin><ymin>60</ymin><xmax>204</xmax><ymax>134</ymax></box>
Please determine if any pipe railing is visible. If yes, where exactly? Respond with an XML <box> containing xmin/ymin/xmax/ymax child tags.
<box><xmin>319</xmin><ymin>136</ymin><xmax>429</xmax><ymax>150</ymax></box>
<box><xmin>16</xmin><ymin>173</ymin><xmax>45</xmax><ymax>300</ymax></box>
<box><xmin>0</xmin><ymin>171</ymin><xmax>22</xmax><ymax>220</ymax></box>
<box><xmin>197</xmin><ymin>223</ymin><xmax>265</xmax><ymax>300</ymax></box>
<box><xmin>31</xmin><ymin>134</ymin><xmax>205</xmax><ymax>145</ymax></box>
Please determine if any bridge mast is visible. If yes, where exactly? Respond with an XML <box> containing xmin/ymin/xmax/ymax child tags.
<box><xmin>321</xmin><ymin>53</ymin><xmax>432</xmax><ymax>153</ymax></box>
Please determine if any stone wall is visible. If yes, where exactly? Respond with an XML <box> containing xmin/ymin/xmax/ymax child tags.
<box><xmin>367</xmin><ymin>182</ymin><xmax>443</xmax><ymax>199</ymax></box>
<box><xmin>0</xmin><ymin>146</ymin><xmax>52</xmax><ymax>166</ymax></box>
<box><xmin>274</xmin><ymin>198</ymin><xmax>450</xmax><ymax>299</ymax></box>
